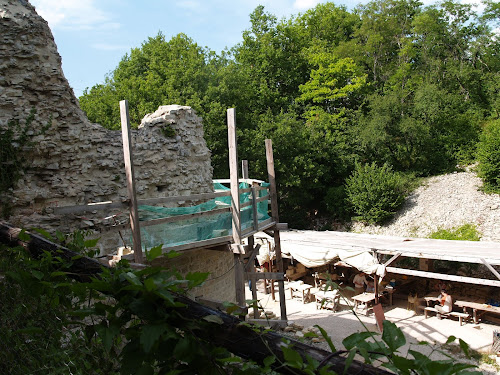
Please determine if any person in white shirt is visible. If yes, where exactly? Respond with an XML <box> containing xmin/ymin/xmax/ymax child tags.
<box><xmin>435</xmin><ymin>289</ymin><xmax>453</xmax><ymax>315</ymax></box>
<box><xmin>353</xmin><ymin>272</ymin><xmax>367</xmax><ymax>295</ymax></box>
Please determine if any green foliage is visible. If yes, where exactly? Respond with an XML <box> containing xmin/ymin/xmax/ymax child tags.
<box><xmin>346</xmin><ymin>162</ymin><xmax>413</xmax><ymax>224</ymax></box>
<box><xmin>0</xmin><ymin>229</ymin><xmax>484</xmax><ymax>375</ymax></box>
<box><xmin>429</xmin><ymin>223</ymin><xmax>482</xmax><ymax>241</ymax></box>
<box><xmin>0</xmin><ymin>109</ymin><xmax>51</xmax><ymax>216</ymax></box>
<box><xmin>78</xmin><ymin>0</ymin><xmax>498</xmax><ymax>228</ymax></box>
<box><xmin>324</xmin><ymin>185</ymin><xmax>352</xmax><ymax>220</ymax></box>
<box><xmin>0</xmin><ymin>244</ymin><xmax>115</xmax><ymax>375</ymax></box>
<box><xmin>477</xmin><ymin>119</ymin><xmax>500</xmax><ymax>192</ymax></box>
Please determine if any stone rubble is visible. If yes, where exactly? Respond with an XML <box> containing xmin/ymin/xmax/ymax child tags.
<box><xmin>352</xmin><ymin>170</ymin><xmax>500</xmax><ymax>242</ymax></box>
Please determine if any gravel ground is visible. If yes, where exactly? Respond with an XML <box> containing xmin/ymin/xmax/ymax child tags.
<box><xmin>246</xmin><ymin>283</ymin><xmax>500</xmax><ymax>374</ymax></box>
<box><xmin>351</xmin><ymin>170</ymin><xmax>500</xmax><ymax>242</ymax></box>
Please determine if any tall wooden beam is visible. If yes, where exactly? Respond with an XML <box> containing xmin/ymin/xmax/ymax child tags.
<box><xmin>119</xmin><ymin>100</ymin><xmax>143</xmax><ymax>263</ymax></box>
<box><xmin>265</xmin><ymin>139</ymin><xmax>287</xmax><ymax>321</ymax></box>
<box><xmin>227</xmin><ymin>108</ymin><xmax>245</xmax><ymax>307</ymax></box>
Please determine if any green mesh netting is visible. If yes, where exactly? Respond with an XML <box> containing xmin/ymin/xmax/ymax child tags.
<box><xmin>138</xmin><ymin>182</ymin><xmax>271</xmax><ymax>249</ymax></box>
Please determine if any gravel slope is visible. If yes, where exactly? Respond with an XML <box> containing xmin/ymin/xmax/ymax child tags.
<box><xmin>352</xmin><ymin>170</ymin><xmax>500</xmax><ymax>241</ymax></box>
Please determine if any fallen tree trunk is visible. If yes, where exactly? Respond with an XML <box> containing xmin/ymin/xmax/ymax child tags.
<box><xmin>0</xmin><ymin>221</ymin><xmax>393</xmax><ymax>375</ymax></box>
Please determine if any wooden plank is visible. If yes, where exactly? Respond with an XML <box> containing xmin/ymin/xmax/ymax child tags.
<box><xmin>386</xmin><ymin>266</ymin><xmax>500</xmax><ymax>287</ymax></box>
<box><xmin>251</xmin><ymin>187</ymin><xmax>258</xmax><ymax>230</ymax></box>
<box><xmin>247</xmin><ymin>236</ymin><xmax>259</xmax><ymax>318</ymax></box>
<box><xmin>227</xmin><ymin>108</ymin><xmax>245</xmax><ymax>307</ymax></box>
<box><xmin>481</xmin><ymin>258</ymin><xmax>500</xmax><ymax>281</ymax></box>
<box><xmin>227</xmin><ymin>108</ymin><xmax>241</xmax><ymax>244</ymax></box>
<box><xmin>265</xmin><ymin>139</ymin><xmax>287</xmax><ymax>321</ymax></box>
<box><xmin>244</xmin><ymin>244</ymin><xmax>261</xmax><ymax>271</ymax></box>
<box><xmin>52</xmin><ymin>190</ymin><xmax>231</xmax><ymax>215</ymax></box>
<box><xmin>242</xmin><ymin>218</ymin><xmax>275</xmax><ymax>237</ymax></box>
<box><xmin>242</xmin><ymin>160</ymin><xmax>249</xmax><ymax>179</ymax></box>
<box><xmin>376</xmin><ymin>249</ymin><xmax>500</xmax><ymax>265</ymax></box>
<box><xmin>53</xmin><ymin>201</ymin><xmax>128</xmax><ymax>215</ymax></box>
<box><xmin>120</xmin><ymin>100</ymin><xmax>142</xmax><ymax>263</ymax></box>
<box><xmin>245</xmin><ymin>272</ymin><xmax>285</xmax><ymax>280</ymax></box>
<box><xmin>139</xmin><ymin>206</ymin><xmax>231</xmax><ymax>228</ymax></box>
<box><xmin>383</xmin><ymin>253</ymin><xmax>401</xmax><ymax>267</ymax></box>
<box><xmin>160</xmin><ymin>235</ymin><xmax>233</xmax><ymax>252</ymax></box>
<box><xmin>276</xmin><ymin>223</ymin><xmax>288</xmax><ymax>231</ymax></box>
<box><xmin>138</xmin><ymin>190</ymin><xmax>230</xmax><ymax>206</ymax></box>
<box><xmin>214</xmin><ymin>178</ymin><xmax>266</xmax><ymax>185</ymax></box>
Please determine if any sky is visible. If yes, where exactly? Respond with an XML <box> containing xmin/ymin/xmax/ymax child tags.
<box><xmin>29</xmin><ymin>0</ymin><xmax>485</xmax><ymax>98</ymax></box>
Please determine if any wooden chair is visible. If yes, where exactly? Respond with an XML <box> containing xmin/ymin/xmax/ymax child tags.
<box><xmin>407</xmin><ymin>293</ymin><xmax>418</xmax><ymax>311</ymax></box>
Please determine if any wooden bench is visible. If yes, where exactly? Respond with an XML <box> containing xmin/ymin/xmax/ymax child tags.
<box><xmin>424</xmin><ymin>307</ymin><xmax>470</xmax><ymax>326</ymax></box>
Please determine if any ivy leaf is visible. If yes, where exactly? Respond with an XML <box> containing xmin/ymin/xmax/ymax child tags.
<box><xmin>18</xmin><ymin>229</ymin><xmax>30</xmax><ymax>242</ymax></box>
<box><xmin>84</xmin><ymin>238</ymin><xmax>99</xmax><ymax>248</ymax></box>
<box><xmin>459</xmin><ymin>338</ymin><xmax>470</xmax><ymax>358</ymax></box>
<box><xmin>140</xmin><ymin>324</ymin><xmax>167</xmax><ymax>353</ymax></box>
<box><xmin>185</xmin><ymin>272</ymin><xmax>209</xmax><ymax>288</ymax></box>
<box><xmin>382</xmin><ymin>320</ymin><xmax>406</xmax><ymax>352</ymax></box>
<box><xmin>31</xmin><ymin>270</ymin><xmax>44</xmax><ymax>280</ymax></box>
<box><xmin>95</xmin><ymin>323</ymin><xmax>119</xmax><ymax>352</ymax></box>
<box><xmin>282</xmin><ymin>345</ymin><xmax>303</xmax><ymax>369</ymax></box>
<box><xmin>263</xmin><ymin>355</ymin><xmax>276</xmax><ymax>367</ymax></box>
<box><xmin>121</xmin><ymin>271</ymin><xmax>142</xmax><ymax>286</ymax></box>
<box><xmin>343</xmin><ymin>348</ymin><xmax>357</xmax><ymax>375</ymax></box>
<box><xmin>146</xmin><ymin>245</ymin><xmax>163</xmax><ymax>261</ymax></box>
<box><xmin>315</xmin><ymin>325</ymin><xmax>336</xmax><ymax>352</ymax></box>
<box><xmin>342</xmin><ymin>331</ymin><xmax>374</xmax><ymax>350</ymax></box>
<box><xmin>446</xmin><ymin>335</ymin><xmax>457</xmax><ymax>344</ymax></box>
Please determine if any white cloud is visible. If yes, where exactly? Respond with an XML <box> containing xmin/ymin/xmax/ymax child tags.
<box><xmin>293</xmin><ymin>0</ymin><xmax>321</xmax><ymax>10</ymax></box>
<box><xmin>30</xmin><ymin>0</ymin><xmax>120</xmax><ymax>30</ymax></box>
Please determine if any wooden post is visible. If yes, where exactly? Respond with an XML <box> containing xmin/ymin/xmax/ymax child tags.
<box><xmin>120</xmin><ymin>100</ymin><xmax>143</xmax><ymax>263</ymax></box>
<box><xmin>242</xmin><ymin>159</ymin><xmax>259</xmax><ymax>315</ymax></box>
<box><xmin>265</xmin><ymin>139</ymin><xmax>287</xmax><ymax>321</ymax></box>
<box><xmin>242</xmin><ymin>160</ymin><xmax>249</xmax><ymax>179</ymax></box>
<box><xmin>248</xmin><ymin>235</ymin><xmax>259</xmax><ymax>318</ymax></box>
<box><xmin>228</xmin><ymin>108</ymin><xmax>245</xmax><ymax>307</ymax></box>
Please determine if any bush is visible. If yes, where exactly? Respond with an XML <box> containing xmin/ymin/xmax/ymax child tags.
<box><xmin>477</xmin><ymin>119</ymin><xmax>500</xmax><ymax>193</ymax></box>
<box><xmin>346</xmin><ymin>162</ymin><xmax>412</xmax><ymax>224</ymax></box>
<box><xmin>429</xmin><ymin>223</ymin><xmax>481</xmax><ymax>241</ymax></box>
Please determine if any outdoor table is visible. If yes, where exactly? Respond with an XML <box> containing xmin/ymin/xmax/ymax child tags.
<box><xmin>424</xmin><ymin>296</ymin><xmax>440</xmax><ymax>306</ymax></box>
<box><xmin>352</xmin><ymin>289</ymin><xmax>394</xmax><ymax>316</ymax></box>
<box><xmin>352</xmin><ymin>293</ymin><xmax>377</xmax><ymax>316</ymax></box>
<box><xmin>290</xmin><ymin>283</ymin><xmax>313</xmax><ymax>303</ymax></box>
<box><xmin>455</xmin><ymin>300</ymin><xmax>500</xmax><ymax>324</ymax></box>
<box><xmin>315</xmin><ymin>290</ymin><xmax>340</xmax><ymax>311</ymax></box>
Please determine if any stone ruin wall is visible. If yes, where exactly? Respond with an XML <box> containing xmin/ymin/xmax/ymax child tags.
<box><xmin>0</xmin><ymin>0</ymin><xmax>235</xmax><ymax>302</ymax></box>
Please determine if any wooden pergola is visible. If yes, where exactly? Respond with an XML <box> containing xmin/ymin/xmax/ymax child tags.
<box><xmin>279</xmin><ymin>230</ymin><xmax>500</xmax><ymax>287</ymax></box>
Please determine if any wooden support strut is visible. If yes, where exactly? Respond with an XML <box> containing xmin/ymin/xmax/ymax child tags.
<box><xmin>119</xmin><ymin>100</ymin><xmax>143</xmax><ymax>263</ymax></box>
<box><xmin>227</xmin><ymin>108</ymin><xmax>245</xmax><ymax>307</ymax></box>
<box><xmin>265</xmin><ymin>139</ymin><xmax>287</xmax><ymax>321</ymax></box>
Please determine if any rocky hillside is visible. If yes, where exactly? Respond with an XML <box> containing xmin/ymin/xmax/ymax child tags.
<box><xmin>352</xmin><ymin>170</ymin><xmax>500</xmax><ymax>242</ymax></box>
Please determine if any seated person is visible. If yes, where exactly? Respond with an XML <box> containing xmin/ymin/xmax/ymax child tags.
<box><xmin>366</xmin><ymin>278</ymin><xmax>375</xmax><ymax>293</ymax></box>
<box><xmin>353</xmin><ymin>272</ymin><xmax>367</xmax><ymax>294</ymax></box>
<box><xmin>435</xmin><ymin>289</ymin><xmax>452</xmax><ymax>314</ymax></box>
